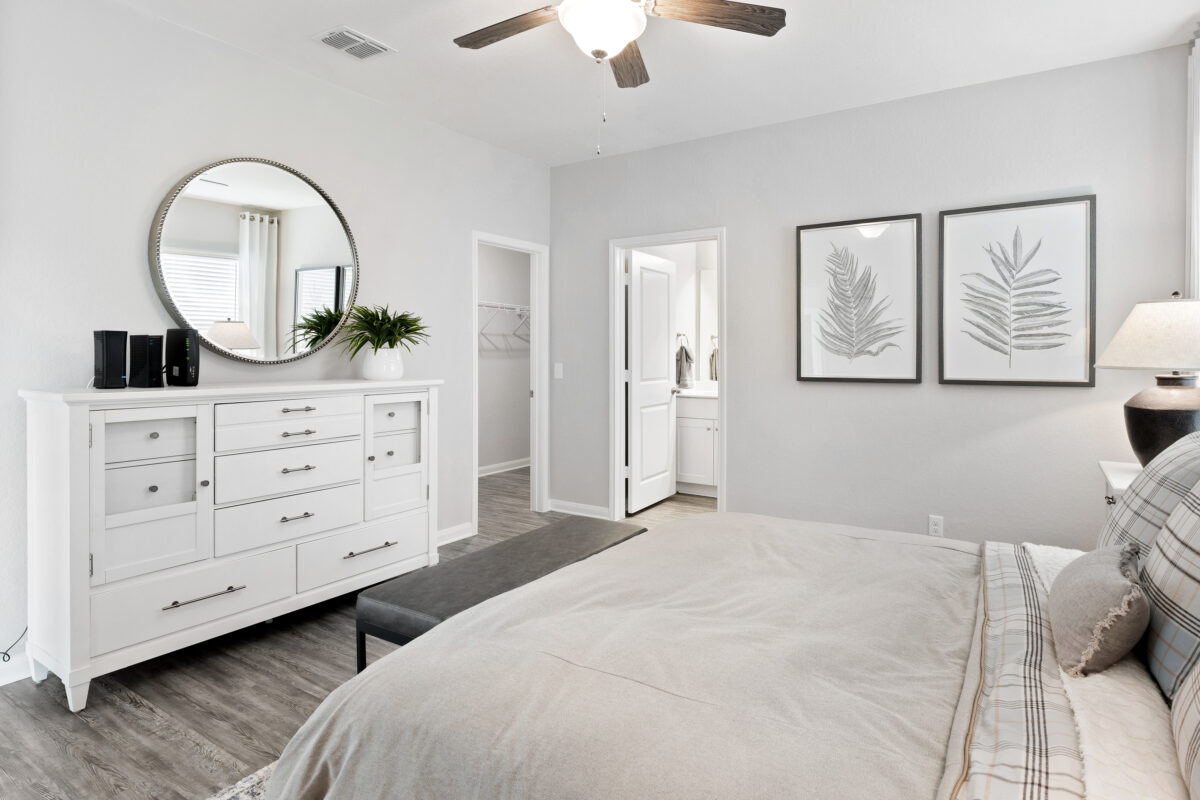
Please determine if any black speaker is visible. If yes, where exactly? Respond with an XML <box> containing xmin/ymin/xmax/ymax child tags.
<box><xmin>129</xmin><ymin>334</ymin><xmax>163</xmax><ymax>388</ymax></box>
<box><xmin>93</xmin><ymin>331</ymin><xmax>127</xmax><ymax>389</ymax></box>
<box><xmin>165</xmin><ymin>328</ymin><xmax>200</xmax><ymax>387</ymax></box>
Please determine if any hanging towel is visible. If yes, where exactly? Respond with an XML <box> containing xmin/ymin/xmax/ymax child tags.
<box><xmin>709</xmin><ymin>346</ymin><xmax>718</xmax><ymax>381</ymax></box>
<box><xmin>676</xmin><ymin>344</ymin><xmax>695</xmax><ymax>389</ymax></box>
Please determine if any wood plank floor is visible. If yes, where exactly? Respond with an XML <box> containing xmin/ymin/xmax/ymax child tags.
<box><xmin>0</xmin><ymin>470</ymin><xmax>715</xmax><ymax>800</ymax></box>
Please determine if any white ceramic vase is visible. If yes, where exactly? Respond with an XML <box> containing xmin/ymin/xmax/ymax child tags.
<box><xmin>361</xmin><ymin>345</ymin><xmax>405</xmax><ymax>380</ymax></box>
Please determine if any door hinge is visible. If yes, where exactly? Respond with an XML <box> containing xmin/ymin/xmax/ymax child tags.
<box><xmin>89</xmin><ymin>553</ymin><xmax>94</xmax><ymax>577</ymax></box>
<box><xmin>622</xmin><ymin>370</ymin><xmax>631</xmax><ymax>383</ymax></box>
<box><xmin>426</xmin><ymin>484</ymin><xmax>430</xmax><ymax>500</ymax></box>
<box><xmin>88</xmin><ymin>423</ymin><xmax>93</xmax><ymax>448</ymax></box>
<box><xmin>623</xmin><ymin>466</ymin><xmax>631</xmax><ymax>479</ymax></box>
<box><xmin>622</xmin><ymin>273</ymin><xmax>632</xmax><ymax>286</ymax></box>
<box><xmin>529</xmin><ymin>390</ymin><xmax>534</xmax><ymax>398</ymax></box>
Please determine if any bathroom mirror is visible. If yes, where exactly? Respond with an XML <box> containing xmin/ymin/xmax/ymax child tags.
<box><xmin>149</xmin><ymin>158</ymin><xmax>358</xmax><ymax>364</ymax></box>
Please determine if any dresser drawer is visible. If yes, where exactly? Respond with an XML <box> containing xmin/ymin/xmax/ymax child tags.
<box><xmin>296</xmin><ymin>514</ymin><xmax>427</xmax><ymax>593</ymax></box>
<box><xmin>105</xmin><ymin>417</ymin><xmax>196</xmax><ymax>464</ymax></box>
<box><xmin>371</xmin><ymin>399</ymin><xmax>421</xmax><ymax>434</ymax></box>
<box><xmin>105</xmin><ymin>459</ymin><xmax>195</xmax><ymax>516</ymax></box>
<box><xmin>214</xmin><ymin>483</ymin><xmax>363</xmax><ymax>557</ymax></box>
<box><xmin>214</xmin><ymin>413</ymin><xmax>362</xmax><ymax>453</ymax></box>
<box><xmin>371</xmin><ymin>431</ymin><xmax>420</xmax><ymax>469</ymax></box>
<box><xmin>215</xmin><ymin>394</ymin><xmax>361</xmax><ymax>427</ymax></box>
<box><xmin>90</xmin><ymin>547</ymin><xmax>295</xmax><ymax>656</ymax></box>
<box><xmin>214</xmin><ymin>440</ymin><xmax>362</xmax><ymax>504</ymax></box>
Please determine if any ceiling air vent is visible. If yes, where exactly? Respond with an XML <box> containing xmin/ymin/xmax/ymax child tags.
<box><xmin>315</xmin><ymin>26</ymin><xmax>394</xmax><ymax>61</ymax></box>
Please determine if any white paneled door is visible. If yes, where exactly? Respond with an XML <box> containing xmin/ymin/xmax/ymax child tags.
<box><xmin>627</xmin><ymin>251</ymin><xmax>677</xmax><ymax>513</ymax></box>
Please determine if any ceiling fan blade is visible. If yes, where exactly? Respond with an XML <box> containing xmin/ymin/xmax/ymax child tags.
<box><xmin>610</xmin><ymin>41</ymin><xmax>650</xmax><ymax>89</ymax></box>
<box><xmin>453</xmin><ymin>6</ymin><xmax>559</xmax><ymax>50</ymax></box>
<box><xmin>649</xmin><ymin>0</ymin><xmax>785</xmax><ymax>37</ymax></box>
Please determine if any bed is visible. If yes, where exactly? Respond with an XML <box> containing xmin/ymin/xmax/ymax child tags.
<box><xmin>267</xmin><ymin>512</ymin><xmax>1189</xmax><ymax>799</ymax></box>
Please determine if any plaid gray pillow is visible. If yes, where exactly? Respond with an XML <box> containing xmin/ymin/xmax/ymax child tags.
<box><xmin>1098</xmin><ymin>432</ymin><xmax>1200</xmax><ymax>560</ymax></box>
<box><xmin>1143</xmin><ymin>491</ymin><xmax>1200</xmax><ymax>698</ymax></box>
<box><xmin>1172</xmin><ymin>660</ymin><xmax>1200</xmax><ymax>797</ymax></box>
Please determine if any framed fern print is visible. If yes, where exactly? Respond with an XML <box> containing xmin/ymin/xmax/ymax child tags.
<box><xmin>939</xmin><ymin>195</ymin><xmax>1096</xmax><ymax>386</ymax></box>
<box><xmin>797</xmin><ymin>214</ymin><xmax>921</xmax><ymax>382</ymax></box>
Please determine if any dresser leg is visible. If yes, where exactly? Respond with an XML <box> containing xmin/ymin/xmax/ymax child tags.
<box><xmin>28</xmin><ymin>655</ymin><xmax>49</xmax><ymax>683</ymax></box>
<box><xmin>66</xmin><ymin>680</ymin><xmax>90</xmax><ymax>712</ymax></box>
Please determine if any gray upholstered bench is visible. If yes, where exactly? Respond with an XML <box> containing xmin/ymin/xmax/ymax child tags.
<box><xmin>355</xmin><ymin>517</ymin><xmax>646</xmax><ymax>671</ymax></box>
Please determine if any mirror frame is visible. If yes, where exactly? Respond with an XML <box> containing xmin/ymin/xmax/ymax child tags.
<box><xmin>148</xmin><ymin>156</ymin><xmax>359</xmax><ymax>365</ymax></box>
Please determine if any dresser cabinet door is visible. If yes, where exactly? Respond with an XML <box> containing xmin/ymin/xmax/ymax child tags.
<box><xmin>90</xmin><ymin>406</ymin><xmax>214</xmax><ymax>585</ymax></box>
<box><xmin>364</xmin><ymin>393</ymin><xmax>428</xmax><ymax>520</ymax></box>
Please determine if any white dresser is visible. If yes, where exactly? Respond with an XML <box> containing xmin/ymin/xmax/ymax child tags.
<box><xmin>20</xmin><ymin>379</ymin><xmax>440</xmax><ymax>711</ymax></box>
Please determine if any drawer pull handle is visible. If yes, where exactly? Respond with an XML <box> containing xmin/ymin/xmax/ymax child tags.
<box><xmin>200</xmin><ymin>479</ymin><xmax>210</xmax><ymax>487</ymax></box>
<box><xmin>281</xmin><ymin>429</ymin><xmax>316</xmax><ymax>438</ymax></box>
<box><xmin>387</xmin><ymin>450</ymin><xmax>395</xmax><ymax>457</ymax></box>
<box><xmin>280</xmin><ymin>511</ymin><xmax>314</xmax><ymax>523</ymax></box>
<box><xmin>367</xmin><ymin>455</ymin><xmax>375</xmax><ymax>462</ymax></box>
<box><xmin>149</xmin><ymin>431</ymin><xmax>160</xmax><ymax>439</ymax></box>
<box><xmin>162</xmin><ymin>584</ymin><xmax>246</xmax><ymax>611</ymax></box>
<box><xmin>282</xmin><ymin>406</ymin><xmax>316</xmax><ymax>413</ymax></box>
<box><xmin>387</xmin><ymin>411</ymin><xmax>396</xmax><ymax>418</ymax></box>
<box><xmin>344</xmin><ymin>541</ymin><xmax>396</xmax><ymax>559</ymax></box>
<box><xmin>148</xmin><ymin>485</ymin><xmax>159</xmax><ymax>493</ymax></box>
<box><xmin>281</xmin><ymin>464</ymin><xmax>316</xmax><ymax>474</ymax></box>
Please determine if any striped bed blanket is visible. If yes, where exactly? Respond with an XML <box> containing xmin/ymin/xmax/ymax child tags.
<box><xmin>942</xmin><ymin>542</ymin><xmax>1184</xmax><ymax>800</ymax></box>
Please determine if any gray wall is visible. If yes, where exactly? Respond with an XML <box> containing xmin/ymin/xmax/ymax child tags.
<box><xmin>478</xmin><ymin>244</ymin><xmax>532</xmax><ymax>470</ymax></box>
<box><xmin>0</xmin><ymin>0</ymin><xmax>549</xmax><ymax>660</ymax></box>
<box><xmin>549</xmin><ymin>47</ymin><xmax>1186</xmax><ymax>548</ymax></box>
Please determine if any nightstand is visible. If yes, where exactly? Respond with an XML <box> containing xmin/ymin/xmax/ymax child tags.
<box><xmin>1099</xmin><ymin>461</ymin><xmax>1141</xmax><ymax>510</ymax></box>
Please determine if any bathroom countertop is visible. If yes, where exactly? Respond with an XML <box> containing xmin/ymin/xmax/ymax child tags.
<box><xmin>677</xmin><ymin>386</ymin><xmax>718</xmax><ymax>399</ymax></box>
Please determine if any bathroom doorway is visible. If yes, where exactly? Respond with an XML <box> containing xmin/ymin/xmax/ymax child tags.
<box><xmin>608</xmin><ymin>229</ymin><xmax>726</xmax><ymax>519</ymax></box>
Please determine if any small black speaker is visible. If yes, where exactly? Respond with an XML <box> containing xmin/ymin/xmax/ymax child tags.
<box><xmin>129</xmin><ymin>334</ymin><xmax>163</xmax><ymax>388</ymax></box>
<box><xmin>165</xmin><ymin>328</ymin><xmax>200</xmax><ymax>387</ymax></box>
<box><xmin>93</xmin><ymin>331</ymin><xmax>127</xmax><ymax>389</ymax></box>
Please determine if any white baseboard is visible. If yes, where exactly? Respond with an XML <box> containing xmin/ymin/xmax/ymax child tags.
<box><xmin>677</xmin><ymin>482</ymin><xmax>718</xmax><ymax>499</ymax></box>
<box><xmin>0</xmin><ymin>653</ymin><xmax>29</xmax><ymax>688</ymax></box>
<box><xmin>548</xmin><ymin>499</ymin><xmax>612</xmax><ymax>520</ymax></box>
<box><xmin>437</xmin><ymin>522</ymin><xmax>476</xmax><ymax>546</ymax></box>
<box><xmin>477</xmin><ymin>458</ymin><xmax>530</xmax><ymax>478</ymax></box>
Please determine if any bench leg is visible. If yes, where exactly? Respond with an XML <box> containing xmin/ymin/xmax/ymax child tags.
<box><xmin>356</xmin><ymin>627</ymin><xmax>367</xmax><ymax>673</ymax></box>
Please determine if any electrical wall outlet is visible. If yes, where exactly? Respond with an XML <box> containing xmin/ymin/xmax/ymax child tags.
<box><xmin>553</xmin><ymin>362</ymin><xmax>564</xmax><ymax>380</ymax></box>
<box><xmin>928</xmin><ymin>514</ymin><xmax>944</xmax><ymax>537</ymax></box>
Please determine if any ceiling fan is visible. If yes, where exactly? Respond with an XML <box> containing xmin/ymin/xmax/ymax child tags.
<box><xmin>453</xmin><ymin>0</ymin><xmax>786</xmax><ymax>89</ymax></box>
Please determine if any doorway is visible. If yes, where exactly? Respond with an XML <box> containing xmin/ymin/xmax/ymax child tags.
<box><xmin>472</xmin><ymin>232</ymin><xmax>549</xmax><ymax>543</ymax></box>
<box><xmin>608</xmin><ymin>228</ymin><xmax>726</xmax><ymax>520</ymax></box>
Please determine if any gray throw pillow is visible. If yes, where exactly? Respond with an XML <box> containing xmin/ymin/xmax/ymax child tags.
<box><xmin>1048</xmin><ymin>543</ymin><xmax>1150</xmax><ymax>677</ymax></box>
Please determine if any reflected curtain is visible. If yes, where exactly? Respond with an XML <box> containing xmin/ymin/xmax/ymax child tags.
<box><xmin>239</xmin><ymin>212</ymin><xmax>278</xmax><ymax>358</ymax></box>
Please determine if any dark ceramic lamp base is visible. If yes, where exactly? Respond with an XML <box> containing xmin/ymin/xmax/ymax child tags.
<box><xmin>1125</xmin><ymin>373</ymin><xmax>1200</xmax><ymax>466</ymax></box>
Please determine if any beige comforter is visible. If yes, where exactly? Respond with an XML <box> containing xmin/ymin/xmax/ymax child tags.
<box><xmin>269</xmin><ymin>513</ymin><xmax>982</xmax><ymax>799</ymax></box>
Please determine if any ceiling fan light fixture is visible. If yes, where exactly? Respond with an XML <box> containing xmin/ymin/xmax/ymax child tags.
<box><xmin>557</xmin><ymin>0</ymin><xmax>647</xmax><ymax>60</ymax></box>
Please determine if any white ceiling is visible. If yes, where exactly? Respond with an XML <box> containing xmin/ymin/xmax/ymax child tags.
<box><xmin>119</xmin><ymin>0</ymin><xmax>1197</xmax><ymax>166</ymax></box>
<box><xmin>182</xmin><ymin>162</ymin><xmax>327</xmax><ymax>210</ymax></box>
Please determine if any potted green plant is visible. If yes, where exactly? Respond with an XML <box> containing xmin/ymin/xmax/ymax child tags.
<box><xmin>290</xmin><ymin>306</ymin><xmax>344</xmax><ymax>354</ymax></box>
<box><xmin>340</xmin><ymin>304</ymin><xmax>430</xmax><ymax>380</ymax></box>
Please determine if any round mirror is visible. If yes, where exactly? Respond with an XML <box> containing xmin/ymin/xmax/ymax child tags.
<box><xmin>150</xmin><ymin>158</ymin><xmax>358</xmax><ymax>364</ymax></box>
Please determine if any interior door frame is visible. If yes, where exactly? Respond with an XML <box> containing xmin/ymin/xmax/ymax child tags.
<box><xmin>472</xmin><ymin>232</ymin><xmax>551</xmax><ymax>539</ymax></box>
<box><xmin>608</xmin><ymin>227</ymin><xmax>727</xmax><ymax>521</ymax></box>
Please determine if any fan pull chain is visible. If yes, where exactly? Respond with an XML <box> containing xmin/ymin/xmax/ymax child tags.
<box><xmin>595</xmin><ymin>58</ymin><xmax>607</xmax><ymax>157</ymax></box>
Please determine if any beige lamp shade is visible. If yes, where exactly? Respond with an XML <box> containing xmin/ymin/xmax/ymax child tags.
<box><xmin>207</xmin><ymin>319</ymin><xmax>260</xmax><ymax>350</ymax></box>
<box><xmin>1096</xmin><ymin>299</ymin><xmax>1200</xmax><ymax>371</ymax></box>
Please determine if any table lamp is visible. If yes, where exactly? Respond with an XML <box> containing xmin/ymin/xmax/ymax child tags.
<box><xmin>206</xmin><ymin>319</ymin><xmax>260</xmax><ymax>351</ymax></box>
<box><xmin>1096</xmin><ymin>294</ymin><xmax>1200</xmax><ymax>465</ymax></box>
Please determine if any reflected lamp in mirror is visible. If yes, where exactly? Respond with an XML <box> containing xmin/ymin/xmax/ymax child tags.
<box><xmin>1096</xmin><ymin>295</ymin><xmax>1200</xmax><ymax>465</ymax></box>
<box><xmin>207</xmin><ymin>319</ymin><xmax>260</xmax><ymax>351</ymax></box>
